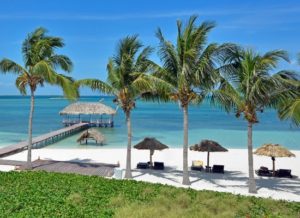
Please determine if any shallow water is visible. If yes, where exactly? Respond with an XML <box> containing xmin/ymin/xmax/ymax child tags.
<box><xmin>0</xmin><ymin>96</ymin><xmax>299</xmax><ymax>149</ymax></box>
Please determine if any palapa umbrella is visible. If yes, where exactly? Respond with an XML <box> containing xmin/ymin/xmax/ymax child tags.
<box><xmin>190</xmin><ymin>140</ymin><xmax>228</xmax><ymax>168</ymax></box>
<box><xmin>134</xmin><ymin>137</ymin><xmax>168</xmax><ymax>167</ymax></box>
<box><xmin>77</xmin><ymin>129</ymin><xmax>105</xmax><ymax>145</ymax></box>
<box><xmin>254</xmin><ymin>143</ymin><xmax>295</xmax><ymax>176</ymax></box>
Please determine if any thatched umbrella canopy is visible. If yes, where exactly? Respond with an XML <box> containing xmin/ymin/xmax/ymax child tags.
<box><xmin>60</xmin><ymin>102</ymin><xmax>116</xmax><ymax>115</ymax></box>
<box><xmin>190</xmin><ymin>140</ymin><xmax>228</xmax><ymax>168</ymax></box>
<box><xmin>134</xmin><ymin>137</ymin><xmax>168</xmax><ymax>167</ymax></box>
<box><xmin>254</xmin><ymin>143</ymin><xmax>295</xmax><ymax>175</ymax></box>
<box><xmin>77</xmin><ymin>129</ymin><xmax>105</xmax><ymax>145</ymax></box>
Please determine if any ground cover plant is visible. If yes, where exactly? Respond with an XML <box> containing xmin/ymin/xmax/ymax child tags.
<box><xmin>0</xmin><ymin>171</ymin><xmax>299</xmax><ymax>217</ymax></box>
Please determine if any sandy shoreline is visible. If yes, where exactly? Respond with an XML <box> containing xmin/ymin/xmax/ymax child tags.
<box><xmin>1</xmin><ymin>148</ymin><xmax>300</xmax><ymax>202</ymax></box>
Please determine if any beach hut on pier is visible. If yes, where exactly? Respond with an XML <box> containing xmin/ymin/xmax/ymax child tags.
<box><xmin>60</xmin><ymin>102</ymin><xmax>116</xmax><ymax>127</ymax></box>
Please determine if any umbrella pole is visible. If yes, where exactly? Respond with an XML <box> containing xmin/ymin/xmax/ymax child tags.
<box><xmin>150</xmin><ymin>151</ymin><xmax>153</xmax><ymax>167</ymax></box>
<box><xmin>272</xmin><ymin>157</ymin><xmax>276</xmax><ymax>176</ymax></box>
<box><xmin>207</xmin><ymin>151</ymin><xmax>210</xmax><ymax>168</ymax></box>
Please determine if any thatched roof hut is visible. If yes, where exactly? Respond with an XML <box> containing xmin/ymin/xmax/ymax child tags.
<box><xmin>254</xmin><ymin>143</ymin><xmax>295</xmax><ymax>175</ymax></box>
<box><xmin>60</xmin><ymin>102</ymin><xmax>116</xmax><ymax>115</ymax></box>
<box><xmin>190</xmin><ymin>140</ymin><xmax>228</xmax><ymax>167</ymax></box>
<box><xmin>77</xmin><ymin>129</ymin><xmax>105</xmax><ymax>145</ymax></box>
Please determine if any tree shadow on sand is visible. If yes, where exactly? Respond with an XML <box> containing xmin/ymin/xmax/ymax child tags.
<box><xmin>132</xmin><ymin>168</ymin><xmax>300</xmax><ymax>196</ymax></box>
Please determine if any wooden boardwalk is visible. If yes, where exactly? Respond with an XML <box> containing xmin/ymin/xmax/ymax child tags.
<box><xmin>26</xmin><ymin>160</ymin><xmax>117</xmax><ymax>177</ymax></box>
<box><xmin>0</xmin><ymin>159</ymin><xmax>26</xmax><ymax>166</ymax></box>
<box><xmin>0</xmin><ymin>123</ymin><xmax>89</xmax><ymax>158</ymax></box>
<box><xmin>0</xmin><ymin>159</ymin><xmax>117</xmax><ymax>177</ymax></box>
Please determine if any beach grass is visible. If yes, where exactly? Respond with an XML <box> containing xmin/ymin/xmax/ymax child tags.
<box><xmin>0</xmin><ymin>171</ymin><xmax>299</xmax><ymax>218</ymax></box>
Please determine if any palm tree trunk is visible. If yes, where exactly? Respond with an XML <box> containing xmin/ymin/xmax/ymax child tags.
<box><xmin>207</xmin><ymin>151</ymin><xmax>210</xmax><ymax>167</ymax></box>
<box><xmin>247</xmin><ymin>122</ymin><xmax>257</xmax><ymax>193</ymax></box>
<box><xmin>182</xmin><ymin>105</ymin><xmax>190</xmax><ymax>185</ymax></box>
<box><xmin>27</xmin><ymin>88</ymin><xmax>35</xmax><ymax>170</ymax></box>
<box><xmin>124</xmin><ymin>110</ymin><xmax>132</xmax><ymax>179</ymax></box>
<box><xmin>272</xmin><ymin>157</ymin><xmax>276</xmax><ymax>176</ymax></box>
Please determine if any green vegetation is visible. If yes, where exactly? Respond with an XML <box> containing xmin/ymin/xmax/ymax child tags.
<box><xmin>213</xmin><ymin>48</ymin><xmax>299</xmax><ymax>193</ymax></box>
<box><xmin>0</xmin><ymin>171</ymin><xmax>299</xmax><ymax>218</ymax></box>
<box><xmin>0</xmin><ymin>28</ymin><xmax>77</xmax><ymax>169</ymax></box>
<box><xmin>77</xmin><ymin>35</ymin><xmax>170</xmax><ymax>179</ymax></box>
<box><xmin>154</xmin><ymin>16</ymin><xmax>234</xmax><ymax>185</ymax></box>
<box><xmin>277</xmin><ymin>52</ymin><xmax>300</xmax><ymax>126</ymax></box>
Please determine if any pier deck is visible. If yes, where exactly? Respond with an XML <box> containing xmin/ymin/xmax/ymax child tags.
<box><xmin>21</xmin><ymin>159</ymin><xmax>117</xmax><ymax>177</ymax></box>
<box><xmin>0</xmin><ymin>159</ymin><xmax>117</xmax><ymax>177</ymax></box>
<box><xmin>0</xmin><ymin>123</ymin><xmax>89</xmax><ymax>158</ymax></box>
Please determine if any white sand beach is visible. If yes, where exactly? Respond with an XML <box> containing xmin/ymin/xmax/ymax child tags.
<box><xmin>1</xmin><ymin>148</ymin><xmax>300</xmax><ymax>202</ymax></box>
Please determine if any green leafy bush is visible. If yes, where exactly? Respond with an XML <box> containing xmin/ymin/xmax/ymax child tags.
<box><xmin>0</xmin><ymin>171</ymin><xmax>299</xmax><ymax>217</ymax></box>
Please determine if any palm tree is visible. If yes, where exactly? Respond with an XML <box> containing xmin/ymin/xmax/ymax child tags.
<box><xmin>0</xmin><ymin>27</ymin><xmax>77</xmax><ymax>169</ymax></box>
<box><xmin>214</xmin><ymin>48</ymin><xmax>297</xmax><ymax>193</ymax></box>
<box><xmin>78</xmin><ymin>35</ymin><xmax>170</xmax><ymax>179</ymax></box>
<box><xmin>155</xmin><ymin>15</ymin><xmax>233</xmax><ymax>185</ymax></box>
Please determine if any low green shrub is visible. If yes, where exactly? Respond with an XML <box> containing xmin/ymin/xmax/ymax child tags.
<box><xmin>0</xmin><ymin>171</ymin><xmax>299</xmax><ymax>217</ymax></box>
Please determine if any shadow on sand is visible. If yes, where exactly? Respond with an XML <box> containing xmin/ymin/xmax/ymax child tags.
<box><xmin>132</xmin><ymin>167</ymin><xmax>300</xmax><ymax>196</ymax></box>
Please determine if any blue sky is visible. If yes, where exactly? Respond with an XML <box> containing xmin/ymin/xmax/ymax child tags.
<box><xmin>0</xmin><ymin>0</ymin><xmax>300</xmax><ymax>95</ymax></box>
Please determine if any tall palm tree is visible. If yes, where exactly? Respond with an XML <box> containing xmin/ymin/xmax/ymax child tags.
<box><xmin>155</xmin><ymin>15</ymin><xmax>233</xmax><ymax>185</ymax></box>
<box><xmin>214</xmin><ymin>48</ymin><xmax>297</xmax><ymax>193</ymax></box>
<box><xmin>78</xmin><ymin>35</ymin><xmax>170</xmax><ymax>179</ymax></box>
<box><xmin>0</xmin><ymin>27</ymin><xmax>77</xmax><ymax>169</ymax></box>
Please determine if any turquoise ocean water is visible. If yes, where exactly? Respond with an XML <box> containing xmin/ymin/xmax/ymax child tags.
<box><xmin>0</xmin><ymin>96</ymin><xmax>299</xmax><ymax>150</ymax></box>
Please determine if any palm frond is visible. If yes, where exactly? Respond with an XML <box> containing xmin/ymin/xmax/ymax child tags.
<box><xmin>77</xmin><ymin>79</ymin><xmax>114</xmax><ymax>95</ymax></box>
<box><xmin>54</xmin><ymin>74</ymin><xmax>78</xmax><ymax>100</ymax></box>
<box><xmin>135</xmin><ymin>46</ymin><xmax>154</xmax><ymax>73</ymax></box>
<box><xmin>262</xmin><ymin>50</ymin><xmax>289</xmax><ymax>65</ymax></box>
<box><xmin>0</xmin><ymin>59</ymin><xmax>27</xmax><ymax>74</ymax></box>
<box><xmin>49</xmin><ymin>55</ymin><xmax>73</xmax><ymax>72</ymax></box>
<box><xmin>210</xmin><ymin>78</ymin><xmax>240</xmax><ymax>112</ymax></box>
<box><xmin>22</xmin><ymin>27</ymin><xmax>47</xmax><ymax>66</ymax></box>
<box><xmin>15</xmin><ymin>74</ymin><xmax>29</xmax><ymax>95</ymax></box>
<box><xmin>156</xmin><ymin>28</ymin><xmax>179</xmax><ymax>80</ymax></box>
<box><xmin>31</xmin><ymin>60</ymin><xmax>56</xmax><ymax>84</ymax></box>
<box><xmin>278</xmin><ymin>98</ymin><xmax>300</xmax><ymax>126</ymax></box>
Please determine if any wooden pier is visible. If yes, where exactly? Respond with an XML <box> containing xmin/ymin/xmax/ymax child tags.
<box><xmin>0</xmin><ymin>159</ymin><xmax>117</xmax><ymax>177</ymax></box>
<box><xmin>63</xmin><ymin>119</ymin><xmax>114</xmax><ymax>128</ymax></box>
<box><xmin>0</xmin><ymin>123</ymin><xmax>89</xmax><ymax>158</ymax></box>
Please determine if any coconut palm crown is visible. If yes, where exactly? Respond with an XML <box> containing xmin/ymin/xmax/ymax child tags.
<box><xmin>213</xmin><ymin>47</ymin><xmax>298</xmax><ymax>193</ymax></box>
<box><xmin>154</xmin><ymin>15</ymin><xmax>235</xmax><ymax>185</ymax></box>
<box><xmin>0</xmin><ymin>27</ymin><xmax>77</xmax><ymax>169</ymax></box>
<box><xmin>78</xmin><ymin>35</ymin><xmax>171</xmax><ymax>178</ymax></box>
